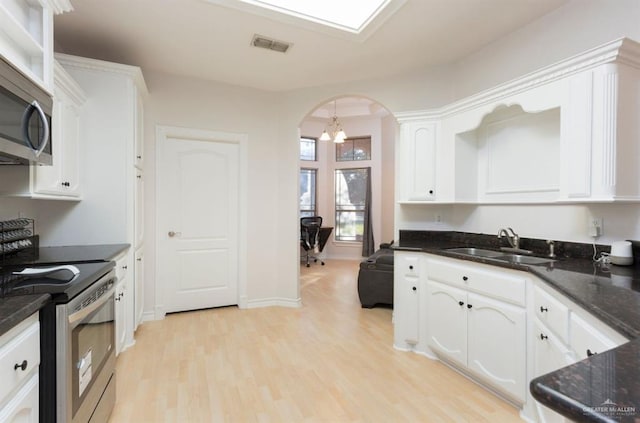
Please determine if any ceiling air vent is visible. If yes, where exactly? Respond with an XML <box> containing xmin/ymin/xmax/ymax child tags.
<box><xmin>251</xmin><ymin>34</ymin><xmax>292</xmax><ymax>53</ymax></box>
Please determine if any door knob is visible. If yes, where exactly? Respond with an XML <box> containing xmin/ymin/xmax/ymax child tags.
<box><xmin>168</xmin><ymin>231</ymin><xmax>181</xmax><ymax>237</ymax></box>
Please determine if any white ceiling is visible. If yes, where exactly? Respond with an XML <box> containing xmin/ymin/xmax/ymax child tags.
<box><xmin>54</xmin><ymin>0</ymin><xmax>568</xmax><ymax>93</ymax></box>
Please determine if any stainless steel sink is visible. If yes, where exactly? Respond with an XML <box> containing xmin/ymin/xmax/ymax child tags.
<box><xmin>446</xmin><ymin>248</ymin><xmax>507</xmax><ymax>258</ymax></box>
<box><xmin>501</xmin><ymin>254</ymin><xmax>555</xmax><ymax>265</ymax></box>
<box><xmin>445</xmin><ymin>248</ymin><xmax>555</xmax><ymax>265</ymax></box>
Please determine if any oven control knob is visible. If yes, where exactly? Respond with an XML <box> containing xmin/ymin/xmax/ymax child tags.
<box><xmin>14</xmin><ymin>360</ymin><xmax>28</xmax><ymax>371</ymax></box>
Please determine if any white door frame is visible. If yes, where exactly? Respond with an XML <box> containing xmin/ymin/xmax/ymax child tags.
<box><xmin>155</xmin><ymin>125</ymin><xmax>248</xmax><ymax>319</ymax></box>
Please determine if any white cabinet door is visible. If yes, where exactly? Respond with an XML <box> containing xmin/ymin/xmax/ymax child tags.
<box><xmin>534</xmin><ymin>285</ymin><xmax>570</xmax><ymax>344</ymax></box>
<box><xmin>467</xmin><ymin>292</ymin><xmax>527</xmax><ymax>403</ymax></box>
<box><xmin>134</xmin><ymin>169</ymin><xmax>144</xmax><ymax>248</ymax></box>
<box><xmin>426</xmin><ymin>280</ymin><xmax>467</xmax><ymax>367</ymax></box>
<box><xmin>114</xmin><ymin>254</ymin><xmax>129</xmax><ymax>355</ymax></box>
<box><xmin>33</xmin><ymin>62</ymin><xmax>84</xmax><ymax>198</ymax></box>
<box><xmin>115</xmin><ymin>280</ymin><xmax>126</xmax><ymax>355</ymax></box>
<box><xmin>0</xmin><ymin>373</ymin><xmax>39</xmax><ymax>423</ymax></box>
<box><xmin>399</xmin><ymin>121</ymin><xmax>437</xmax><ymax>201</ymax></box>
<box><xmin>533</xmin><ymin>319</ymin><xmax>572</xmax><ymax>423</ymax></box>
<box><xmin>393</xmin><ymin>253</ymin><xmax>422</xmax><ymax>348</ymax></box>
<box><xmin>570</xmin><ymin>313</ymin><xmax>622</xmax><ymax>361</ymax></box>
<box><xmin>134</xmin><ymin>92</ymin><xmax>144</xmax><ymax>169</ymax></box>
<box><xmin>134</xmin><ymin>247</ymin><xmax>144</xmax><ymax>330</ymax></box>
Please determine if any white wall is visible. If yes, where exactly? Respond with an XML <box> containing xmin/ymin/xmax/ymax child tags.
<box><xmin>398</xmin><ymin>203</ymin><xmax>640</xmax><ymax>245</ymax></box>
<box><xmin>380</xmin><ymin>114</ymin><xmax>396</xmax><ymax>244</ymax></box>
<box><xmin>451</xmin><ymin>0</ymin><xmax>640</xmax><ymax>99</ymax></box>
<box><xmin>142</xmin><ymin>71</ymin><xmax>288</xmax><ymax>309</ymax></box>
<box><xmin>0</xmin><ymin>198</ymin><xmax>38</xmax><ymax>222</ymax></box>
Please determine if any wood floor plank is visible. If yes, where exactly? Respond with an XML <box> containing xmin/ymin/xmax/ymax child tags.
<box><xmin>109</xmin><ymin>259</ymin><xmax>521</xmax><ymax>422</ymax></box>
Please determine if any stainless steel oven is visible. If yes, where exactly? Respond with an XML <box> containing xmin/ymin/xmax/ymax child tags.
<box><xmin>56</xmin><ymin>269</ymin><xmax>116</xmax><ymax>423</ymax></box>
<box><xmin>3</xmin><ymin>261</ymin><xmax>118</xmax><ymax>423</ymax></box>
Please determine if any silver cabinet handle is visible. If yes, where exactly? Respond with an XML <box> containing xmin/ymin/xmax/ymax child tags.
<box><xmin>168</xmin><ymin>231</ymin><xmax>181</xmax><ymax>237</ymax></box>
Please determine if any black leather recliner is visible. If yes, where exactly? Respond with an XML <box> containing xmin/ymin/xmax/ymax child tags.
<box><xmin>357</xmin><ymin>241</ymin><xmax>394</xmax><ymax>308</ymax></box>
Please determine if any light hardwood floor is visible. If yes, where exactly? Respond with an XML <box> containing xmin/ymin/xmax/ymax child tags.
<box><xmin>109</xmin><ymin>260</ymin><xmax>521</xmax><ymax>422</ymax></box>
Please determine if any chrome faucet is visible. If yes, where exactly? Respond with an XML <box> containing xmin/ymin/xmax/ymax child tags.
<box><xmin>497</xmin><ymin>227</ymin><xmax>520</xmax><ymax>249</ymax></box>
<box><xmin>546</xmin><ymin>240</ymin><xmax>556</xmax><ymax>258</ymax></box>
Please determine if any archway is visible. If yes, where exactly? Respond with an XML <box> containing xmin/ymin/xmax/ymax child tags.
<box><xmin>297</xmin><ymin>95</ymin><xmax>398</xmax><ymax>270</ymax></box>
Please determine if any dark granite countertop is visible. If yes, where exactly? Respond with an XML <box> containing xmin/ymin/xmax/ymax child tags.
<box><xmin>0</xmin><ymin>294</ymin><xmax>49</xmax><ymax>337</ymax></box>
<box><xmin>0</xmin><ymin>243</ymin><xmax>129</xmax><ymax>338</ymax></box>
<box><xmin>393</xmin><ymin>231</ymin><xmax>640</xmax><ymax>422</ymax></box>
<box><xmin>2</xmin><ymin>243</ymin><xmax>130</xmax><ymax>266</ymax></box>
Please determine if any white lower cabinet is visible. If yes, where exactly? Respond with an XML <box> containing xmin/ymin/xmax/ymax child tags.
<box><xmin>530</xmin><ymin>280</ymin><xmax>627</xmax><ymax>422</ymax></box>
<box><xmin>533</xmin><ymin>319</ymin><xmax>573</xmax><ymax>423</ymax></box>
<box><xmin>397</xmin><ymin>252</ymin><xmax>629</xmax><ymax>421</ymax></box>
<box><xmin>134</xmin><ymin>247</ymin><xmax>144</xmax><ymax>330</ymax></box>
<box><xmin>0</xmin><ymin>373</ymin><xmax>39</xmax><ymax>422</ymax></box>
<box><xmin>0</xmin><ymin>313</ymin><xmax>40</xmax><ymax>423</ymax></box>
<box><xmin>115</xmin><ymin>279</ymin><xmax>127</xmax><ymax>355</ymax></box>
<box><xmin>393</xmin><ymin>252</ymin><xmax>422</xmax><ymax>349</ymax></box>
<box><xmin>426</xmin><ymin>281</ymin><xmax>467</xmax><ymax>366</ymax></box>
<box><xmin>467</xmin><ymin>293</ymin><xmax>526</xmax><ymax>400</ymax></box>
<box><xmin>570</xmin><ymin>312</ymin><xmax>622</xmax><ymax>360</ymax></box>
<box><xmin>426</xmin><ymin>279</ymin><xmax>526</xmax><ymax>402</ymax></box>
<box><xmin>114</xmin><ymin>253</ymin><xmax>131</xmax><ymax>355</ymax></box>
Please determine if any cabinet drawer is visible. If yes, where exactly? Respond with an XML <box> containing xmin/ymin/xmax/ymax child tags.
<box><xmin>395</xmin><ymin>253</ymin><xmax>421</xmax><ymax>278</ymax></box>
<box><xmin>115</xmin><ymin>255</ymin><xmax>129</xmax><ymax>282</ymax></box>
<box><xmin>570</xmin><ymin>313</ymin><xmax>623</xmax><ymax>360</ymax></box>
<box><xmin>428</xmin><ymin>257</ymin><xmax>526</xmax><ymax>306</ymax></box>
<box><xmin>0</xmin><ymin>314</ymin><xmax>40</xmax><ymax>404</ymax></box>
<box><xmin>534</xmin><ymin>285</ymin><xmax>569</xmax><ymax>343</ymax></box>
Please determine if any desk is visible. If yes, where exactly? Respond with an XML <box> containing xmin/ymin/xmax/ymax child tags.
<box><xmin>318</xmin><ymin>227</ymin><xmax>333</xmax><ymax>252</ymax></box>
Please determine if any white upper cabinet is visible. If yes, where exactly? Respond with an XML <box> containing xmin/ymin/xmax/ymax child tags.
<box><xmin>0</xmin><ymin>60</ymin><xmax>85</xmax><ymax>200</ymax></box>
<box><xmin>396</xmin><ymin>119</ymin><xmax>441</xmax><ymax>202</ymax></box>
<box><xmin>395</xmin><ymin>37</ymin><xmax>640</xmax><ymax>205</ymax></box>
<box><xmin>0</xmin><ymin>0</ymin><xmax>72</xmax><ymax>92</ymax></box>
<box><xmin>32</xmin><ymin>61</ymin><xmax>85</xmax><ymax>198</ymax></box>
<box><xmin>561</xmin><ymin>61</ymin><xmax>640</xmax><ymax>202</ymax></box>
<box><xmin>134</xmin><ymin>93</ymin><xmax>144</xmax><ymax>169</ymax></box>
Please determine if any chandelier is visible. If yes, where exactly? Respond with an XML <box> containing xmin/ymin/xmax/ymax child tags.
<box><xmin>319</xmin><ymin>100</ymin><xmax>347</xmax><ymax>143</ymax></box>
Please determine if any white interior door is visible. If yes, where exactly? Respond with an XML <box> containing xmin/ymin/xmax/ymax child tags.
<box><xmin>157</xmin><ymin>127</ymin><xmax>240</xmax><ymax>314</ymax></box>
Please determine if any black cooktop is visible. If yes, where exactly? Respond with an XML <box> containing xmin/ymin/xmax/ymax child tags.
<box><xmin>0</xmin><ymin>261</ymin><xmax>115</xmax><ymax>303</ymax></box>
<box><xmin>1</xmin><ymin>243</ymin><xmax>129</xmax><ymax>266</ymax></box>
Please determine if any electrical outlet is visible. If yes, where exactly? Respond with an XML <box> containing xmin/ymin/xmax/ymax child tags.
<box><xmin>434</xmin><ymin>213</ymin><xmax>442</xmax><ymax>224</ymax></box>
<box><xmin>588</xmin><ymin>217</ymin><xmax>603</xmax><ymax>237</ymax></box>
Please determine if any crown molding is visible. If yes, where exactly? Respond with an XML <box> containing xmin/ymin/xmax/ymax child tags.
<box><xmin>54</xmin><ymin>60</ymin><xmax>86</xmax><ymax>104</ymax></box>
<box><xmin>54</xmin><ymin>53</ymin><xmax>148</xmax><ymax>95</ymax></box>
<box><xmin>45</xmin><ymin>0</ymin><xmax>74</xmax><ymax>14</ymax></box>
<box><xmin>394</xmin><ymin>37</ymin><xmax>640</xmax><ymax>123</ymax></box>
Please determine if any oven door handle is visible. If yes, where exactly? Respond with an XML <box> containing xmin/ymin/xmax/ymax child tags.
<box><xmin>68</xmin><ymin>286</ymin><xmax>116</xmax><ymax>326</ymax></box>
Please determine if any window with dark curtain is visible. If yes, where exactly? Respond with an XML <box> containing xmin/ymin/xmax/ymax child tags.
<box><xmin>334</xmin><ymin>167</ymin><xmax>369</xmax><ymax>241</ymax></box>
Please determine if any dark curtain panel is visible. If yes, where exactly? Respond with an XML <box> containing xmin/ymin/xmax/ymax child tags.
<box><xmin>362</xmin><ymin>167</ymin><xmax>374</xmax><ymax>257</ymax></box>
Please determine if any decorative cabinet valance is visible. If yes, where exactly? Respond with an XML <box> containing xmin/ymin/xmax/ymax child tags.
<box><xmin>397</xmin><ymin>38</ymin><xmax>640</xmax><ymax>205</ymax></box>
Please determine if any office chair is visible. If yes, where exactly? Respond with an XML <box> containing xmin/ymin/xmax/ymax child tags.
<box><xmin>300</xmin><ymin>216</ymin><xmax>325</xmax><ymax>267</ymax></box>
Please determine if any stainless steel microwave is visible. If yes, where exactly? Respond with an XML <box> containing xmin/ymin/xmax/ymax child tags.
<box><xmin>0</xmin><ymin>55</ymin><xmax>53</xmax><ymax>165</ymax></box>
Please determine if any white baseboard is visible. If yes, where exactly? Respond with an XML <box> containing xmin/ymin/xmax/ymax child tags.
<box><xmin>246</xmin><ymin>297</ymin><xmax>302</xmax><ymax>309</ymax></box>
<box><xmin>141</xmin><ymin>311</ymin><xmax>157</xmax><ymax>322</ymax></box>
